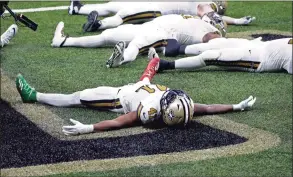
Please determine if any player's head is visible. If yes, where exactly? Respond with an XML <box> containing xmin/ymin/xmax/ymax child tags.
<box><xmin>160</xmin><ymin>90</ymin><xmax>194</xmax><ymax>126</ymax></box>
<box><xmin>211</xmin><ymin>1</ymin><xmax>228</xmax><ymax>15</ymax></box>
<box><xmin>202</xmin><ymin>11</ymin><xmax>227</xmax><ymax>37</ymax></box>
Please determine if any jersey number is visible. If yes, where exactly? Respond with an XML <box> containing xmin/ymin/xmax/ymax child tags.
<box><xmin>148</xmin><ymin>108</ymin><xmax>158</xmax><ymax>119</ymax></box>
<box><xmin>135</xmin><ymin>85</ymin><xmax>168</xmax><ymax>93</ymax></box>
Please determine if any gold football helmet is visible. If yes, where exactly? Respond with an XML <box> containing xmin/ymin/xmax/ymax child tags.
<box><xmin>211</xmin><ymin>1</ymin><xmax>228</xmax><ymax>15</ymax></box>
<box><xmin>201</xmin><ymin>12</ymin><xmax>227</xmax><ymax>37</ymax></box>
<box><xmin>160</xmin><ymin>90</ymin><xmax>194</xmax><ymax>126</ymax></box>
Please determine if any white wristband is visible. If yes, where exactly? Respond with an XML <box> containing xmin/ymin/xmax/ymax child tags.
<box><xmin>232</xmin><ymin>104</ymin><xmax>241</xmax><ymax>111</ymax></box>
<box><xmin>82</xmin><ymin>124</ymin><xmax>95</xmax><ymax>134</ymax></box>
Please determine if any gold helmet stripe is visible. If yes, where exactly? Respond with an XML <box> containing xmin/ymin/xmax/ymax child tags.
<box><xmin>179</xmin><ymin>97</ymin><xmax>190</xmax><ymax>126</ymax></box>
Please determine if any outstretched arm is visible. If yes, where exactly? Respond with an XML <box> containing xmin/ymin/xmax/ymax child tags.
<box><xmin>62</xmin><ymin>111</ymin><xmax>139</xmax><ymax>135</ymax></box>
<box><xmin>194</xmin><ymin>96</ymin><xmax>256</xmax><ymax>115</ymax></box>
<box><xmin>222</xmin><ymin>15</ymin><xmax>256</xmax><ymax>25</ymax></box>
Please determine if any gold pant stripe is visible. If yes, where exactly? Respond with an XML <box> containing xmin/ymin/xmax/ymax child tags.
<box><xmin>139</xmin><ymin>40</ymin><xmax>168</xmax><ymax>54</ymax></box>
<box><xmin>205</xmin><ymin>60</ymin><xmax>260</xmax><ymax>69</ymax></box>
<box><xmin>81</xmin><ymin>99</ymin><xmax>122</xmax><ymax>110</ymax></box>
<box><xmin>123</xmin><ymin>11</ymin><xmax>162</xmax><ymax>23</ymax></box>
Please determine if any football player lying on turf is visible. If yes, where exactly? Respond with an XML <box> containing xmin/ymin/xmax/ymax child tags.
<box><xmin>52</xmin><ymin>14</ymin><xmax>224</xmax><ymax>48</ymax></box>
<box><xmin>68</xmin><ymin>0</ymin><xmax>255</xmax><ymax>32</ymax></box>
<box><xmin>152</xmin><ymin>38</ymin><xmax>293</xmax><ymax>74</ymax></box>
<box><xmin>0</xmin><ymin>2</ymin><xmax>18</xmax><ymax>47</ymax></box>
<box><xmin>0</xmin><ymin>24</ymin><xmax>18</xmax><ymax>47</ymax></box>
<box><xmin>16</xmin><ymin>56</ymin><xmax>256</xmax><ymax>135</ymax></box>
<box><xmin>52</xmin><ymin>14</ymin><xmax>223</xmax><ymax>67</ymax></box>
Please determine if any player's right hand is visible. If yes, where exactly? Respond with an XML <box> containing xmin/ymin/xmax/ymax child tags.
<box><xmin>239</xmin><ymin>16</ymin><xmax>256</xmax><ymax>25</ymax></box>
<box><xmin>62</xmin><ymin>119</ymin><xmax>94</xmax><ymax>136</ymax></box>
<box><xmin>238</xmin><ymin>96</ymin><xmax>256</xmax><ymax>111</ymax></box>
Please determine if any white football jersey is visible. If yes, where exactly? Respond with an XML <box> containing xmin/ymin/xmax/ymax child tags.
<box><xmin>155</xmin><ymin>2</ymin><xmax>199</xmax><ymax>15</ymax></box>
<box><xmin>146</xmin><ymin>14</ymin><xmax>219</xmax><ymax>45</ymax></box>
<box><xmin>118</xmin><ymin>81</ymin><xmax>169</xmax><ymax>123</ymax></box>
<box><xmin>258</xmin><ymin>38</ymin><xmax>293</xmax><ymax>73</ymax></box>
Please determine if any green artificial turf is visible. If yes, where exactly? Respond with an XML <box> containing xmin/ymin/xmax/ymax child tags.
<box><xmin>1</xmin><ymin>1</ymin><xmax>292</xmax><ymax>177</ymax></box>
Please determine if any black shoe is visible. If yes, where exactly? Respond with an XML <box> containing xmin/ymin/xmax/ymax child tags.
<box><xmin>82</xmin><ymin>11</ymin><xmax>102</xmax><ymax>32</ymax></box>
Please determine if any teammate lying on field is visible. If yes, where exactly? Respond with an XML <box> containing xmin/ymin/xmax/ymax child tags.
<box><xmin>52</xmin><ymin>14</ymin><xmax>223</xmax><ymax>67</ymax></box>
<box><xmin>68</xmin><ymin>0</ymin><xmax>255</xmax><ymax>32</ymax></box>
<box><xmin>16</xmin><ymin>56</ymin><xmax>256</xmax><ymax>135</ymax></box>
<box><xmin>0</xmin><ymin>2</ymin><xmax>18</xmax><ymax>47</ymax></box>
<box><xmin>152</xmin><ymin>38</ymin><xmax>293</xmax><ymax>74</ymax></box>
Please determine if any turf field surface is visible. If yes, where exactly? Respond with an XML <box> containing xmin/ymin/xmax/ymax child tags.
<box><xmin>0</xmin><ymin>1</ymin><xmax>292</xmax><ymax>177</ymax></box>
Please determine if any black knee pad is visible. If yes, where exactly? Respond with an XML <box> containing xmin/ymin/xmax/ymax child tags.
<box><xmin>164</xmin><ymin>39</ymin><xmax>181</xmax><ymax>57</ymax></box>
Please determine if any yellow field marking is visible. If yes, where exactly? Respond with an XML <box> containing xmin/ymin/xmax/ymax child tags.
<box><xmin>2</xmin><ymin>116</ymin><xmax>281</xmax><ymax>177</ymax></box>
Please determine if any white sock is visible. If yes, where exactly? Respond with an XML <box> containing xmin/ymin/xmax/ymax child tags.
<box><xmin>79</xmin><ymin>4</ymin><xmax>111</xmax><ymax>16</ymax></box>
<box><xmin>175</xmin><ymin>56</ymin><xmax>206</xmax><ymax>69</ymax></box>
<box><xmin>64</xmin><ymin>35</ymin><xmax>106</xmax><ymax>47</ymax></box>
<box><xmin>122</xmin><ymin>45</ymin><xmax>139</xmax><ymax>64</ymax></box>
<box><xmin>142</xmin><ymin>78</ymin><xmax>150</xmax><ymax>83</ymax></box>
<box><xmin>185</xmin><ymin>43</ymin><xmax>211</xmax><ymax>55</ymax></box>
<box><xmin>37</xmin><ymin>92</ymin><xmax>81</xmax><ymax>107</ymax></box>
<box><xmin>99</xmin><ymin>15</ymin><xmax>123</xmax><ymax>30</ymax></box>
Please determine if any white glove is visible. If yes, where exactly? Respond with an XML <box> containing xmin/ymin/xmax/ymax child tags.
<box><xmin>235</xmin><ymin>16</ymin><xmax>256</xmax><ymax>25</ymax></box>
<box><xmin>148</xmin><ymin>47</ymin><xmax>159</xmax><ymax>61</ymax></box>
<box><xmin>233</xmin><ymin>96</ymin><xmax>256</xmax><ymax>111</ymax></box>
<box><xmin>62</xmin><ymin>119</ymin><xmax>94</xmax><ymax>136</ymax></box>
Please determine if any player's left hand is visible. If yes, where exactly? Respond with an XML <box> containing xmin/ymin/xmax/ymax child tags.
<box><xmin>237</xmin><ymin>96</ymin><xmax>256</xmax><ymax>111</ymax></box>
<box><xmin>238</xmin><ymin>16</ymin><xmax>256</xmax><ymax>25</ymax></box>
<box><xmin>62</xmin><ymin>119</ymin><xmax>94</xmax><ymax>136</ymax></box>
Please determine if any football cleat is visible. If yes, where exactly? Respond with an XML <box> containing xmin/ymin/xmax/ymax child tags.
<box><xmin>1</xmin><ymin>24</ymin><xmax>18</xmax><ymax>47</ymax></box>
<box><xmin>106</xmin><ymin>41</ymin><xmax>126</xmax><ymax>68</ymax></box>
<box><xmin>51</xmin><ymin>21</ymin><xmax>68</xmax><ymax>47</ymax></box>
<box><xmin>140</xmin><ymin>57</ymin><xmax>160</xmax><ymax>81</ymax></box>
<box><xmin>16</xmin><ymin>74</ymin><xmax>37</xmax><ymax>103</ymax></box>
<box><xmin>148</xmin><ymin>47</ymin><xmax>159</xmax><ymax>60</ymax></box>
<box><xmin>82</xmin><ymin>11</ymin><xmax>102</xmax><ymax>32</ymax></box>
<box><xmin>68</xmin><ymin>0</ymin><xmax>83</xmax><ymax>15</ymax></box>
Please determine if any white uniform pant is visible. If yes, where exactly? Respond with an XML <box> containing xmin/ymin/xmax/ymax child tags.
<box><xmin>99</xmin><ymin>3</ymin><xmax>162</xmax><ymax>29</ymax></box>
<box><xmin>79</xmin><ymin>81</ymin><xmax>150</xmax><ymax>113</ymax></box>
<box><xmin>78</xmin><ymin>2</ymin><xmax>125</xmax><ymax>16</ymax></box>
<box><xmin>203</xmin><ymin>38</ymin><xmax>292</xmax><ymax>73</ymax></box>
<box><xmin>123</xmin><ymin>26</ymin><xmax>173</xmax><ymax>63</ymax></box>
<box><xmin>101</xmin><ymin>24</ymin><xmax>142</xmax><ymax>46</ymax></box>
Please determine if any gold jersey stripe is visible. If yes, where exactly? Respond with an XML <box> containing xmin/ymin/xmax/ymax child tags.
<box><xmin>136</xmin><ymin>103</ymin><xmax>144</xmax><ymax>119</ymax></box>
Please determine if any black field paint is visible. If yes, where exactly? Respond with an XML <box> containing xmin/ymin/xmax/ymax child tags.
<box><xmin>0</xmin><ymin>99</ymin><xmax>247</xmax><ymax>168</ymax></box>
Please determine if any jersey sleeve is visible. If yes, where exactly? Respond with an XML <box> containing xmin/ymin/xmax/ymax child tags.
<box><xmin>136</xmin><ymin>94</ymin><xmax>161</xmax><ymax>124</ymax></box>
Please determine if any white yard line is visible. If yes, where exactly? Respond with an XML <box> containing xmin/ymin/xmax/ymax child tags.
<box><xmin>4</xmin><ymin>6</ymin><xmax>68</xmax><ymax>13</ymax></box>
